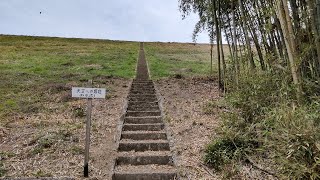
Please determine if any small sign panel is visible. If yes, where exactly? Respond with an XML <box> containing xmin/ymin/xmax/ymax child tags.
<box><xmin>72</xmin><ymin>87</ymin><xmax>106</xmax><ymax>99</ymax></box>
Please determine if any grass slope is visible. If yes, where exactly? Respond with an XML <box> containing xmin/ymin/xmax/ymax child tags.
<box><xmin>0</xmin><ymin>35</ymin><xmax>223</xmax><ymax>121</ymax></box>
<box><xmin>145</xmin><ymin>42</ymin><xmax>220</xmax><ymax>78</ymax></box>
<box><xmin>0</xmin><ymin>35</ymin><xmax>139</xmax><ymax>120</ymax></box>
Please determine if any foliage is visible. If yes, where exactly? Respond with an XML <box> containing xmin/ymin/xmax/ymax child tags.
<box><xmin>265</xmin><ymin>102</ymin><xmax>320</xmax><ymax>179</ymax></box>
<box><xmin>204</xmin><ymin>69</ymin><xmax>320</xmax><ymax>179</ymax></box>
<box><xmin>204</xmin><ymin>137</ymin><xmax>257</xmax><ymax>170</ymax></box>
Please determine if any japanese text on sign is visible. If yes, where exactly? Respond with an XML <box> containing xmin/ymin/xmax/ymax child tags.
<box><xmin>72</xmin><ymin>87</ymin><xmax>106</xmax><ymax>99</ymax></box>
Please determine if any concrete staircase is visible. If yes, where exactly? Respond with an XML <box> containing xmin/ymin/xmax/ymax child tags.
<box><xmin>112</xmin><ymin>43</ymin><xmax>177</xmax><ymax>180</ymax></box>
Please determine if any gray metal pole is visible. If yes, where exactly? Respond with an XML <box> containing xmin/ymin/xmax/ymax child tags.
<box><xmin>84</xmin><ymin>80</ymin><xmax>93</xmax><ymax>177</ymax></box>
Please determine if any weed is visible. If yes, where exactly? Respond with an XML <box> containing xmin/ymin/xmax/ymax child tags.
<box><xmin>207</xmin><ymin>69</ymin><xmax>320</xmax><ymax>179</ymax></box>
<box><xmin>70</xmin><ymin>146</ymin><xmax>84</xmax><ymax>155</ymax></box>
<box><xmin>30</xmin><ymin>129</ymin><xmax>75</xmax><ymax>155</ymax></box>
<box><xmin>72</xmin><ymin>106</ymin><xmax>86</xmax><ymax>117</ymax></box>
<box><xmin>202</xmin><ymin>101</ymin><xmax>217</xmax><ymax>115</ymax></box>
<box><xmin>204</xmin><ymin>137</ymin><xmax>258</xmax><ymax>170</ymax></box>
<box><xmin>173</xmin><ymin>74</ymin><xmax>183</xmax><ymax>79</ymax></box>
<box><xmin>33</xmin><ymin>169</ymin><xmax>52</xmax><ymax>177</ymax></box>
<box><xmin>0</xmin><ymin>151</ymin><xmax>15</xmax><ymax>160</ymax></box>
<box><xmin>0</xmin><ymin>162</ymin><xmax>6</xmax><ymax>177</ymax></box>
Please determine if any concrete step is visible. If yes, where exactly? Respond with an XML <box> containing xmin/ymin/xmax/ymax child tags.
<box><xmin>129</xmin><ymin>90</ymin><xmax>156</xmax><ymax>95</ymax></box>
<box><xmin>131</xmin><ymin>83</ymin><xmax>154</xmax><ymax>86</ymax></box>
<box><xmin>112</xmin><ymin>165</ymin><xmax>177</xmax><ymax>180</ymax></box>
<box><xmin>116</xmin><ymin>152</ymin><xmax>173</xmax><ymax>166</ymax></box>
<box><xmin>132</xmin><ymin>80</ymin><xmax>153</xmax><ymax>83</ymax></box>
<box><xmin>124</xmin><ymin>117</ymin><xmax>162</xmax><ymax>124</ymax></box>
<box><xmin>128</xmin><ymin>97</ymin><xmax>158</xmax><ymax>102</ymax></box>
<box><xmin>128</xmin><ymin>99</ymin><xmax>158</xmax><ymax>103</ymax></box>
<box><xmin>121</xmin><ymin>131</ymin><xmax>167</xmax><ymax>140</ymax></box>
<box><xmin>126</xmin><ymin>111</ymin><xmax>161</xmax><ymax>117</ymax></box>
<box><xmin>131</xmin><ymin>85</ymin><xmax>154</xmax><ymax>89</ymax></box>
<box><xmin>129</xmin><ymin>94</ymin><xmax>157</xmax><ymax>98</ymax></box>
<box><xmin>130</xmin><ymin>88</ymin><xmax>155</xmax><ymax>91</ymax></box>
<box><xmin>128</xmin><ymin>101</ymin><xmax>158</xmax><ymax>107</ymax></box>
<box><xmin>127</xmin><ymin>106</ymin><xmax>160</xmax><ymax>111</ymax></box>
<box><xmin>128</xmin><ymin>92</ymin><xmax>157</xmax><ymax>97</ymax></box>
<box><xmin>118</xmin><ymin>140</ymin><xmax>170</xmax><ymax>151</ymax></box>
<box><xmin>122</xmin><ymin>123</ymin><xmax>164</xmax><ymax>131</ymax></box>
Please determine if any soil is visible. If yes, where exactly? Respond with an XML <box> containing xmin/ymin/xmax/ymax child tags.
<box><xmin>155</xmin><ymin>77</ymin><xmax>222</xmax><ymax>179</ymax></box>
<box><xmin>0</xmin><ymin>78</ymin><xmax>130</xmax><ymax>179</ymax></box>
<box><xmin>1</xmin><ymin>76</ymin><xmax>275</xmax><ymax>179</ymax></box>
<box><xmin>156</xmin><ymin>77</ymin><xmax>277</xmax><ymax>180</ymax></box>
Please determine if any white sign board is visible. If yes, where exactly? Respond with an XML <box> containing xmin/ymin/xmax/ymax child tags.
<box><xmin>72</xmin><ymin>87</ymin><xmax>106</xmax><ymax>99</ymax></box>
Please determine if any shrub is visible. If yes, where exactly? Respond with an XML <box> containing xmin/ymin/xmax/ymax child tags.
<box><xmin>205</xmin><ymin>137</ymin><xmax>258</xmax><ymax>170</ymax></box>
<box><xmin>265</xmin><ymin>102</ymin><xmax>320</xmax><ymax>179</ymax></box>
<box><xmin>204</xmin><ymin>69</ymin><xmax>320</xmax><ymax>179</ymax></box>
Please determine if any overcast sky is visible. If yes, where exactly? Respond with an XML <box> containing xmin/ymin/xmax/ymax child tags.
<box><xmin>0</xmin><ymin>0</ymin><xmax>209</xmax><ymax>43</ymax></box>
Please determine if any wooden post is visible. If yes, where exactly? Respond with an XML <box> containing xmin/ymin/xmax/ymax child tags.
<box><xmin>84</xmin><ymin>80</ymin><xmax>93</xmax><ymax>177</ymax></box>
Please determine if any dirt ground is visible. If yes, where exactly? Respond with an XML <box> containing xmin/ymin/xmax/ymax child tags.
<box><xmin>156</xmin><ymin>77</ymin><xmax>276</xmax><ymax>180</ymax></box>
<box><xmin>0</xmin><ymin>78</ymin><xmax>130</xmax><ymax>179</ymax></box>
<box><xmin>156</xmin><ymin>77</ymin><xmax>222</xmax><ymax>180</ymax></box>
<box><xmin>1</xmin><ymin>77</ymin><xmax>275</xmax><ymax>179</ymax></box>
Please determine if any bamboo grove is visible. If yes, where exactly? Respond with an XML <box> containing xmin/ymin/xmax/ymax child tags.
<box><xmin>179</xmin><ymin>0</ymin><xmax>320</xmax><ymax>101</ymax></box>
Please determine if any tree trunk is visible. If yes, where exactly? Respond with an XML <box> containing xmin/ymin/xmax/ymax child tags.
<box><xmin>276</xmin><ymin>0</ymin><xmax>302</xmax><ymax>101</ymax></box>
<box><xmin>307</xmin><ymin>0</ymin><xmax>320</xmax><ymax>74</ymax></box>
<box><xmin>239</xmin><ymin>0</ymin><xmax>255</xmax><ymax>69</ymax></box>
<box><xmin>218</xmin><ymin>0</ymin><xmax>226</xmax><ymax>93</ymax></box>
<box><xmin>213</xmin><ymin>0</ymin><xmax>222</xmax><ymax>91</ymax></box>
<box><xmin>232</xmin><ymin>0</ymin><xmax>239</xmax><ymax>85</ymax></box>
<box><xmin>245</xmin><ymin>4</ymin><xmax>266</xmax><ymax>70</ymax></box>
<box><xmin>317</xmin><ymin>0</ymin><xmax>320</xmax><ymax>35</ymax></box>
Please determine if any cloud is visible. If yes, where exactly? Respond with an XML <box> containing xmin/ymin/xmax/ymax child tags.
<box><xmin>0</xmin><ymin>0</ymin><xmax>209</xmax><ymax>43</ymax></box>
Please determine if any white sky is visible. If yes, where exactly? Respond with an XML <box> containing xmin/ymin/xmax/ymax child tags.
<box><xmin>0</xmin><ymin>0</ymin><xmax>209</xmax><ymax>43</ymax></box>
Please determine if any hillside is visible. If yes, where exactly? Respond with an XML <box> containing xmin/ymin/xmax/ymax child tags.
<box><xmin>0</xmin><ymin>35</ymin><xmax>222</xmax><ymax>179</ymax></box>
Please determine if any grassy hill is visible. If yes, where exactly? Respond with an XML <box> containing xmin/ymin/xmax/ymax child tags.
<box><xmin>0</xmin><ymin>35</ymin><xmax>218</xmax><ymax>122</ymax></box>
<box><xmin>0</xmin><ymin>35</ymin><xmax>221</xmax><ymax>178</ymax></box>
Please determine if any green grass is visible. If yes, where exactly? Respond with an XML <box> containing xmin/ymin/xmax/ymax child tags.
<box><xmin>0</xmin><ymin>35</ymin><xmax>218</xmax><ymax>122</ymax></box>
<box><xmin>145</xmin><ymin>42</ymin><xmax>225</xmax><ymax>79</ymax></box>
<box><xmin>0</xmin><ymin>35</ymin><xmax>139</xmax><ymax>121</ymax></box>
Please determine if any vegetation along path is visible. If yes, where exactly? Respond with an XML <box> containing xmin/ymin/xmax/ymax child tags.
<box><xmin>112</xmin><ymin>43</ymin><xmax>177</xmax><ymax>179</ymax></box>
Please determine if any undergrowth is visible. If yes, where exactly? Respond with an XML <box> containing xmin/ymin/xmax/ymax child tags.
<box><xmin>204</xmin><ymin>69</ymin><xmax>320</xmax><ymax>179</ymax></box>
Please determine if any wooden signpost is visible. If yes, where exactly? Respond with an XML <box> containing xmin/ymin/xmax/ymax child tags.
<box><xmin>72</xmin><ymin>80</ymin><xmax>106</xmax><ymax>177</ymax></box>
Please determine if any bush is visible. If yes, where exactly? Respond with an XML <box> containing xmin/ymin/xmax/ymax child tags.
<box><xmin>204</xmin><ymin>69</ymin><xmax>320</xmax><ymax>179</ymax></box>
<box><xmin>265</xmin><ymin>102</ymin><xmax>320</xmax><ymax>179</ymax></box>
<box><xmin>205</xmin><ymin>137</ymin><xmax>258</xmax><ymax>170</ymax></box>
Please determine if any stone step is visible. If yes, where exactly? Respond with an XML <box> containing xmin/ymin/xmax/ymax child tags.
<box><xmin>122</xmin><ymin>123</ymin><xmax>164</xmax><ymax>131</ymax></box>
<box><xmin>126</xmin><ymin>111</ymin><xmax>161</xmax><ymax>117</ymax></box>
<box><xmin>118</xmin><ymin>140</ymin><xmax>170</xmax><ymax>151</ymax></box>
<box><xmin>112</xmin><ymin>165</ymin><xmax>177</xmax><ymax>180</ymax></box>
<box><xmin>116</xmin><ymin>152</ymin><xmax>173</xmax><ymax>166</ymax></box>
<box><xmin>124</xmin><ymin>117</ymin><xmax>162</xmax><ymax>124</ymax></box>
<box><xmin>121</xmin><ymin>131</ymin><xmax>167</xmax><ymax>140</ymax></box>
